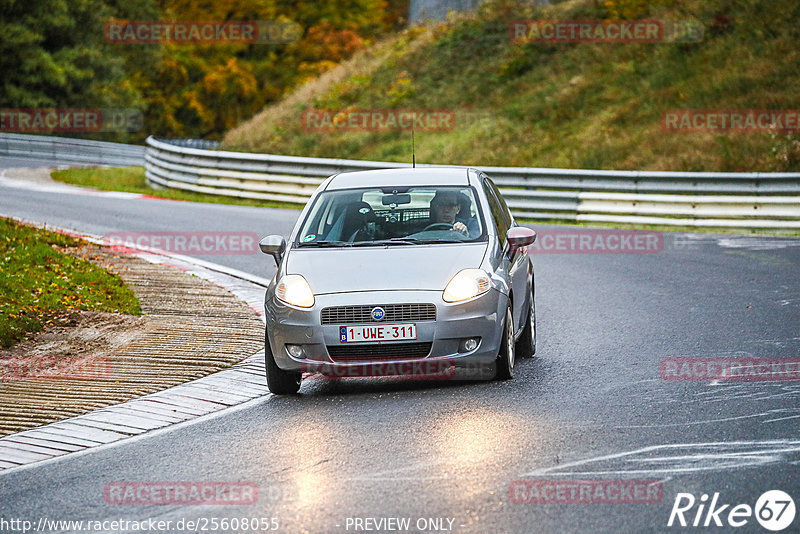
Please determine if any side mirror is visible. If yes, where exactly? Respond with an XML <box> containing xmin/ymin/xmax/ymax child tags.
<box><xmin>507</xmin><ymin>227</ymin><xmax>536</xmax><ymax>255</ymax></box>
<box><xmin>259</xmin><ymin>235</ymin><xmax>286</xmax><ymax>265</ymax></box>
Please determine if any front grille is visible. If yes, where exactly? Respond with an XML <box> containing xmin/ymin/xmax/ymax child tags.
<box><xmin>327</xmin><ymin>342</ymin><xmax>432</xmax><ymax>362</ymax></box>
<box><xmin>321</xmin><ymin>303</ymin><xmax>436</xmax><ymax>325</ymax></box>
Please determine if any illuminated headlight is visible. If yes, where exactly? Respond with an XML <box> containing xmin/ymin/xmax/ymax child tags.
<box><xmin>275</xmin><ymin>274</ymin><xmax>315</xmax><ymax>308</ymax></box>
<box><xmin>443</xmin><ymin>269</ymin><xmax>491</xmax><ymax>303</ymax></box>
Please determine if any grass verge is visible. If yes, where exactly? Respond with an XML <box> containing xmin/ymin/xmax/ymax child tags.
<box><xmin>222</xmin><ymin>0</ymin><xmax>800</xmax><ymax>173</ymax></box>
<box><xmin>50</xmin><ymin>167</ymin><xmax>303</xmax><ymax>210</ymax></box>
<box><xmin>0</xmin><ymin>218</ymin><xmax>142</xmax><ymax>348</ymax></box>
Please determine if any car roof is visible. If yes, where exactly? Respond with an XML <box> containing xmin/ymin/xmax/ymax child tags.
<box><xmin>324</xmin><ymin>167</ymin><xmax>474</xmax><ymax>190</ymax></box>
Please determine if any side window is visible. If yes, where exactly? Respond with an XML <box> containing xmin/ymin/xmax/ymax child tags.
<box><xmin>483</xmin><ymin>178</ymin><xmax>510</xmax><ymax>246</ymax></box>
<box><xmin>486</xmin><ymin>177</ymin><xmax>514</xmax><ymax>227</ymax></box>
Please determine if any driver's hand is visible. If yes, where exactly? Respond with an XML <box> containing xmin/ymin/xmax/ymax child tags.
<box><xmin>453</xmin><ymin>222</ymin><xmax>468</xmax><ymax>235</ymax></box>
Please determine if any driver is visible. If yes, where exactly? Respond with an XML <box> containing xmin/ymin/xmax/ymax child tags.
<box><xmin>429</xmin><ymin>190</ymin><xmax>469</xmax><ymax>235</ymax></box>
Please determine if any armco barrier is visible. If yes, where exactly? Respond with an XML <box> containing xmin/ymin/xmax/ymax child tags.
<box><xmin>1</xmin><ymin>133</ymin><xmax>795</xmax><ymax>229</ymax></box>
<box><xmin>145</xmin><ymin>137</ymin><xmax>800</xmax><ymax>229</ymax></box>
<box><xmin>0</xmin><ymin>133</ymin><xmax>145</xmax><ymax>167</ymax></box>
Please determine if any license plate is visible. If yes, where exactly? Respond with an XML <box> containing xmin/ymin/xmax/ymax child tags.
<box><xmin>339</xmin><ymin>323</ymin><xmax>417</xmax><ymax>343</ymax></box>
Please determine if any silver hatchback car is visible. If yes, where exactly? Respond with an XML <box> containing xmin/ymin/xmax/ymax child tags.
<box><xmin>259</xmin><ymin>167</ymin><xmax>537</xmax><ymax>394</ymax></box>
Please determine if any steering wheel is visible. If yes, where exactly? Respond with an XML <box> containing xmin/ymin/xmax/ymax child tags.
<box><xmin>422</xmin><ymin>222</ymin><xmax>455</xmax><ymax>232</ymax></box>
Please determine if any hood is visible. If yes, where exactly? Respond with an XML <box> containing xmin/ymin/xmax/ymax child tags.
<box><xmin>286</xmin><ymin>243</ymin><xmax>487</xmax><ymax>294</ymax></box>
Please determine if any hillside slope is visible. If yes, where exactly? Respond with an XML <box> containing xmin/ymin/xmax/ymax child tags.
<box><xmin>223</xmin><ymin>0</ymin><xmax>800</xmax><ymax>172</ymax></box>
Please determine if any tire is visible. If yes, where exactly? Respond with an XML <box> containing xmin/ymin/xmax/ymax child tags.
<box><xmin>515</xmin><ymin>284</ymin><xmax>536</xmax><ymax>359</ymax></box>
<box><xmin>264</xmin><ymin>329</ymin><xmax>301</xmax><ymax>394</ymax></box>
<box><xmin>494</xmin><ymin>304</ymin><xmax>515</xmax><ymax>380</ymax></box>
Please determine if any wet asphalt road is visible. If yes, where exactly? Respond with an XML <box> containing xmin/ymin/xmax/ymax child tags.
<box><xmin>1</xmin><ymin>163</ymin><xmax>799</xmax><ymax>533</ymax></box>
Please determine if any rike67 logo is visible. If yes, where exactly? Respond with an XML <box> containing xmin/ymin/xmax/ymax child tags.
<box><xmin>668</xmin><ymin>490</ymin><xmax>795</xmax><ymax>531</ymax></box>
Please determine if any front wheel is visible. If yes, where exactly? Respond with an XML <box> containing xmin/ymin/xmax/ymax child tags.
<box><xmin>264</xmin><ymin>330</ymin><xmax>301</xmax><ymax>394</ymax></box>
<box><xmin>494</xmin><ymin>304</ymin><xmax>515</xmax><ymax>380</ymax></box>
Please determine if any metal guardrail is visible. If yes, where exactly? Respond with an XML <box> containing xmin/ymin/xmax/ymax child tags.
<box><xmin>4</xmin><ymin>133</ymin><xmax>794</xmax><ymax>228</ymax></box>
<box><xmin>0</xmin><ymin>133</ymin><xmax>145</xmax><ymax>167</ymax></box>
<box><xmin>145</xmin><ymin>137</ymin><xmax>800</xmax><ymax>229</ymax></box>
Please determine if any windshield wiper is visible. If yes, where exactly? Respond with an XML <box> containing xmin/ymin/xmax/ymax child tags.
<box><xmin>297</xmin><ymin>240</ymin><xmax>410</xmax><ymax>248</ymax></box>
<box><xmin>298</xmin><ymin>237</ymin><xmax>467</xmax><ymax>248</ymax></box>
<box><xmin>349</xmin><ymin>239</ymin><xmax>419</xmax><ymax>246</ymax></box>
<box><xmin>360</xmin><ymin>237</ymin><xmax>468</xmax><ymax>245</ymax></box>
<box><xmin>296</xmin><ymin>240</ymin><xmax>350</xmax><ymax>248</ymax></box>
<box><xmin>391</xmin><ymin>237</ymin><xmax>466</xmax><ymax>244</ymax></box>
<box><xmin>414</xmin><ymin>238</ymin><xmax>467</xmax><ymax>244</ymax></box>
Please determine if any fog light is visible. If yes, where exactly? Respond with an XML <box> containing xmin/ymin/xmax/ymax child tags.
<box><xmin>286</xmin><ymin>344</ymin><xmax>304</xmax><ymax>358</ymax></box>
<box><xmin>462</xmin><ymin>338</ymin><xmax>479</xmax><ymax>352</ymax></box>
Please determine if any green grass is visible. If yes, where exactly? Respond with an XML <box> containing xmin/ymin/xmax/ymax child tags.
<box><xmin>50</xmin><ymin>167</ymin><xmax>303</xmax><ymax>210</ymax></box>
<box><xmin>0</xmin><ymin>218</ymin><xmax>142</xmax><ymax>348</ymax></box>
<box><xmin>222</xmin><ymin>0</ymin><xmax>800</xmax><ymax>173</ymax></box>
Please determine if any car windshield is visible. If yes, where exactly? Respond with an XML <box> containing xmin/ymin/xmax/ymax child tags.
<box><xmin>295</xmin><ymin>186</ymin><xmax>486</xmax><ymax>247</ymax></box>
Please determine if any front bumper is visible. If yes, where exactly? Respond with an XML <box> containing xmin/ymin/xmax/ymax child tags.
<box><xmin>265</xmin><ymin>289</ymin><xmax>506</xmax><ymax>377</ymax></box>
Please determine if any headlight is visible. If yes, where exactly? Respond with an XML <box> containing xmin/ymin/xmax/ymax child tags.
<box><xmin>443</xmin><ymin>269</ymin><xmax>491</xmax><ymax>303</ymax></box>
<box><xmin>275</xmin><ymin>274</ymin><xmax>315</xmax><ymax>308</ymax></box>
